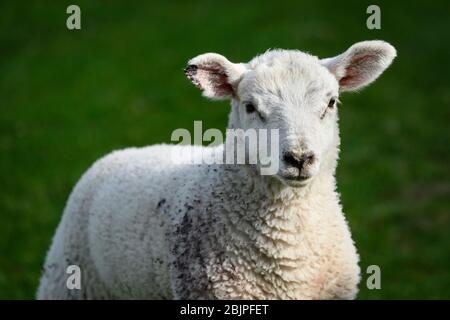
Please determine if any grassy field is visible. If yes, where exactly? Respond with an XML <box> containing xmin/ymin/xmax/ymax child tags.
<box><xmin>0</xmin><ymin>0</ymin><xmax>449</xmax><ymax>299</ymax></box>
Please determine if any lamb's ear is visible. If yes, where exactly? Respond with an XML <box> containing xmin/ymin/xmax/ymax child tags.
<box><xmin>184</xmin><ymin>53</ymin><xmax>247</xmax><ymax>100</ymax></box>
<box><xmin>321</xmin><ymin>40</ymin><xmax>397</xmax><ymax>92</ymax></box>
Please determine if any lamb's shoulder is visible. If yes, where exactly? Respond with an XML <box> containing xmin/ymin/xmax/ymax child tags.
<box><xmin>290</xmin><ymin>188</ymin><xmax>360</xmax><ymax>299</ymax></box>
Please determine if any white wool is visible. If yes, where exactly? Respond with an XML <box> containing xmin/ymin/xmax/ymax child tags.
<box><xmin>37</xmin><ymin>40</ymin><xmax>396</xmax><ymax>299</ymax></box>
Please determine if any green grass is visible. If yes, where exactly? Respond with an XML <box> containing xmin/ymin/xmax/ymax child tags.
<box><xmin>0</xmin><ymin>0</ymin><xmax>449</xmax><ymax>299</ymax></box>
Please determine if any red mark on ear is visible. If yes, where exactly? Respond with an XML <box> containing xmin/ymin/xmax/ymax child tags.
<box><xmin>184</xmin><ymin>64</ymin><xmax>233</xmax><ymax>97</ymax></box>
<box><xmin>340</xmin><ymin>54</ymin><xmax>377</xmax><ymax>87</ymax></box>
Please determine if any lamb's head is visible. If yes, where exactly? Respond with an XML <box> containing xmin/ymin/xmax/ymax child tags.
<box><xmin>185</xmin><ymin>41</ymin><xmax>396</xmax><ymax>187</ymax></box>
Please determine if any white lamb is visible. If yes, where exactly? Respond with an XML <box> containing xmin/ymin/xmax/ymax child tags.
<box><xmin>37</xmin><ymin>40</ymin><xmax>396</xmax><ymax>299</ymax></box>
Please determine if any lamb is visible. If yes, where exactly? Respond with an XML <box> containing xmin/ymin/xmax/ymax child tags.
<box><xmin>37</xmin><ymin>40</ymin><xmax>396</xmax><ymax>299</ymax></box>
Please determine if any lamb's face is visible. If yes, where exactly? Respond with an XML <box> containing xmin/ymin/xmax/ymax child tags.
<box><xmin>233</xmin><ymin>52</ymin><xmax>340</xmax><ymax>186</ymax></box>
<box><xmin>186</xmin><ymin>41</ymin><xmax>396</xmax><ymax>187</ymax></box>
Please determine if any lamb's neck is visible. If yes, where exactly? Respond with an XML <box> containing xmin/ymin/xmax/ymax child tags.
<box><xmin>219</xmin><ymin>163</ymin><xmax>339</xmax><ymax>243</ymax></box>
<box><xmin>228</xmin><ymin>163</ymin><xmax>337</xmax><ymax>216</ymax></box>
<box><xmin>214</xmin><ymin>164</ymin><xmax>340</xmax><ymax>278</ymax></box>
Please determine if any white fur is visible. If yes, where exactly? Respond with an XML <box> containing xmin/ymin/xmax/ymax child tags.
<box><xmin>37</xmin><ymin>41</ymin><xmax>396</xmax><ymax>299</ymax></box>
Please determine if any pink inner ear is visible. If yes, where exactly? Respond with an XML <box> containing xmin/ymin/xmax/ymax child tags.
<box><xmin>185</xmin><ymin>63</ymin><xmax>234</xmax><ymax>98</ymax></box>
<box><xmin>340</xmin><ymin>53</ymin><xmax>377</xmax><ymax>87</ymax></box>
<box><xmin>197</xmin><ymin>67</ymin><xmax>233</xmax><ymax>97</ymax></box>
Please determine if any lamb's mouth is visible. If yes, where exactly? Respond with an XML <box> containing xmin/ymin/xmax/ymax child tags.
<box><xmin>278</xmin><ymin>173</ymin><xmax>312</xmax><ymax>187</ymax></box>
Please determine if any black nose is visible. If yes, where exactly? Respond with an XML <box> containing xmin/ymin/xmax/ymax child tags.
<box><xmin>283</xmin><ymin>151</ymin><xmax>315</xmax><ymax>170</ymax></box>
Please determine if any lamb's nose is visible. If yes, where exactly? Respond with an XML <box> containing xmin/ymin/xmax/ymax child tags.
<box><xmin>283</xmin><ymin>151</ymin><xmax>315</xmax><ymax>170</ymax></box>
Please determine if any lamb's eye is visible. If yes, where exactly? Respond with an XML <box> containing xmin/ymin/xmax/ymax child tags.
<box><xmin>245</xmin><ymin>102</ymin><xmax>256</xmax><ymax>113</ymax></box>
<box><xmin>328</xmin><ymin>98</ymin><xmax>336</xmax><ymax>109</ymax></box>
<box><xmin>320</xmin><ymin>97</ymin><xmax>339</xmax><ymax>120</ymax></box>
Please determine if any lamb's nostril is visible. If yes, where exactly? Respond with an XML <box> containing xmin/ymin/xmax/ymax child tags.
<box><xmin>283</xmin><ymin>152</ymin><xmax>315</xmax><ymax>170</ymax></box>
<box><xmin>283</xmin><ymin>152</ymin><xmax>301</xmax><ymax>168</ymax></box>
<box><xmin>303</xmin><ymin>153</ymin><xmax>315</xmax><ymax>166</ymax></box>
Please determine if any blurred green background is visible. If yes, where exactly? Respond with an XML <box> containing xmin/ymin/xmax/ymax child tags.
<box><xmin>0</xmin><ymin>0</ymin><xmax>449</xmax><ymax>299</ymax></box>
